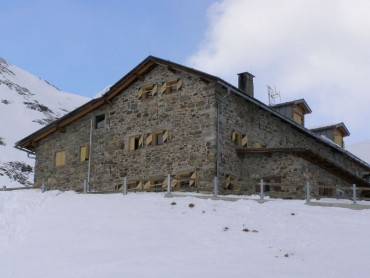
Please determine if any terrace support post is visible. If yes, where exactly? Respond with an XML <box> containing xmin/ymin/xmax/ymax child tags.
<box><xmin>260</xmin><ymin>179</ymin><xmax>264</xmax><ymax>200</ymax></box>
<box><xmin>353</xmin><ymin>184</ymin><xmax>357</xmax><ymax>205</ymax></box>
<box><xmin>306</xmin><ymin>181</ymin><xmax>311</xmax><ymax>203</ymax></box>
<box><xmin>167</xmin><ymin>174</ymin><xmax>171</xmax><ymax>194</ymax></box>
<box><xmin>213</xmin><ymin>177</ymin><xmax>218</xmax><ymax>197</ymax></box>
<box><xmin>123</xmin><ymin>176</ymin><xmax>128</xmax><ymax>195</ymax></box>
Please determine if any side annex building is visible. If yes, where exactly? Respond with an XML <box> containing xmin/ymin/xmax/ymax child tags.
<box><xmin>16</xmin><ymin>56</ymin><xmax>370</xmax><ymax>198</ymax></box>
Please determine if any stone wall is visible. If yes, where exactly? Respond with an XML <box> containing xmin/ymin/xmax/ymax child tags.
<box><xmin>34</xmin><ymin>65</ymin><xmax>218</xmax><ymax>191</ymax></box>
<box><xmin>216</xmin><ymin>85</ymin><xmax>368</xmax><ymax>196</ymax></box>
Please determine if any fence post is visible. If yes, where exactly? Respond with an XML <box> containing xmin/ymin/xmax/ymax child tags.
<box><xmin>167</xmin><ymin>174</ymin><xmax>171</xmax><ymax>194</ymax></box>
<box><xmin>306</xmin><ymin>181</ymin><xmax>311</xmax><ymax>202</ymax></box>
<box><xmin>123</xmin><ymin>176</ymin><xmax>128</xmax><ymax>195</ymax></box>
<box><xmin>213</xmin><ymin>177</ymin><xmax>218</xmax><ymax>197</ymax></box>
<box><xmin>353</xmin><ymin>184</ymin><xmax>357</xmax><ymax>205</ymax></box>
<box><xmin>2</xmin><ymin>185</ymin><xmax>6</xmax><ymax>191</ymax></box>
<box><xmin>41</xmin><ymin>183</ymin><xmax>46</xmax><ymax>193</ymax></box>
<box><xmin>260</xmin><ymin>179</ymin><xmax>264</xmax><ymax>200</ymax></box>
<box><xmin>83</xmin><ymin>180</ymin><xmax>87</xmax><ymax>193</ymax></box>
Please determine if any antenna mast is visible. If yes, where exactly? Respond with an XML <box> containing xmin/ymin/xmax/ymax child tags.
<box><xmin>267</xmin><ymin>85</ymin><xmax>281</xmax><ymax>106</ymax></box>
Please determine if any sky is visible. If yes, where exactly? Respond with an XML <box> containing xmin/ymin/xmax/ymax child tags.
<box><xmin>1</xmin><ymin>0</ymin><xmax>370</xmax><ymax>145</ymax></box>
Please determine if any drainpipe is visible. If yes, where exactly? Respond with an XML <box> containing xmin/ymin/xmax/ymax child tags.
<box><xmin>87</xmin><ymin>118</ymin><xmax>93</xmax><ymax>188</ymax></box>
<box><xmin>215</xmin><ymin>87</ymin><xmax>231</xmax><ymax>196</ymax></box>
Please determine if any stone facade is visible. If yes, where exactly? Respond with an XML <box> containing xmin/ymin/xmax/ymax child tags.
<box><xmin>18</xmin><ymin>56</ymin><xmax>369</xmax><ymax>196</ymax></box>
<box><xmin>33</xmin><ymin>65</ymin><xmax>218</xmax><ymax>191</ymax></box>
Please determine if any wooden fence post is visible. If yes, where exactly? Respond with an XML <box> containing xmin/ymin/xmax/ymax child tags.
<box><xmin>123</xmin><ymin>176</ymin><xmax>128</xmax><ymax>195</ymax></box>
<box><xmin>353</xmin><ymin>184</ymin><xmax>357</xmax><ymax>205</ymax></box>
<box><xmin>260</xmin><ymin>179</ymin><xmax>264</xmax><ymax>200</ymax></box>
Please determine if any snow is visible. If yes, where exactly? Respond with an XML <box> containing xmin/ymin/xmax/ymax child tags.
<box><xmin>0</xmin><ymin>58</ymin><xmax>90</xmax><ymax>187</ymax></box>
<box><xmin>1</xmin><ymin>190</ymin><xmax>370</xmax><ymax>277</ymax></box>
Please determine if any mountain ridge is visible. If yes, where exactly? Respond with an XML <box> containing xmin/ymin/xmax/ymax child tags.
<box><xmin>0</xmin><ymin>57</ymin><xmax>90</xmax><ymax>187</ymax></box>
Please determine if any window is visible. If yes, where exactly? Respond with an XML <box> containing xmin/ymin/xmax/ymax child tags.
<box><xmin>232</xmin><ymin>132</ymin><xmax>248</xmax><ymax>147</ymax></box>
<box><xmin>55</xmin><ymin>151</ymin><xmax>66</xmax><ymax>166</ymax></box>
<box><xmin>146</xmin><ymin>130</ymin><xmax>169</xmax><ymax>146</ymax></box>
<box><xmin>159</xmin><ymin>78</ymin><xmax>183</xmax><ymax>95</ymax></box>
<box><xmin>129</xmin><ymin>135</ymin><xmax>143</xmax><ymax>151</ymax></box>
<box><xmin>95</xmin><ymin>114</ymin><xmax>105</xmax><ymax>129</ymax></box>
<box><xmin>138</xmin><ymin>84</ymin><xmax>158</xmax><ymax>100</ymax></box>
<box><xmin>178</xmin><ymin>171</ymin><xmax>197</xmax><ymax>188</ymax></box>
<box><xmin>80</xmin><ymin>145</ymin><xmax>89</xmax><ymax>161</ymax></box>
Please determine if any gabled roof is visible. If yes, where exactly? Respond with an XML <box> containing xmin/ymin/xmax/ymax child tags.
<box><xmin>15</xmin><ymin>56</ymin><xmax>369</xmax><ymax>172</ymax></box>
<box><xmin>272</xmin><ymin>98</ymin><xmax>312</xmax><ymax>114</ymax></box>
<box><xmin>15</xmin><ymin>56</ymin><xmax>219</xmax><ymax>152</ymax></box>
<box><xmin>310</xmin><ymin>122</ymin><xmax>350</xmax><ymax>137</ymax></box>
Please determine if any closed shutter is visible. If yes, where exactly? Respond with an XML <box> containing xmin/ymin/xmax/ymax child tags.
<box><xmin>138</xmin><ymin>135</ymin><xmax>144</xmax><ymax>147</ymax></box>
<box><xmin>129</xmin><ymin>137</ymin><xmax>136</xmax><ymax>151</ymax></box>
<box><xmin>80</xmin><ymin>145</ymin><xmax>89</xmax><ymax>161</ymax></box>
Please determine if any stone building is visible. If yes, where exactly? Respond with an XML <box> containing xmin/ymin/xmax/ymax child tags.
<box><xmin>16</xmin><ymin>56</ymin><xmax>370</xmax><ymax>197</ymax></box>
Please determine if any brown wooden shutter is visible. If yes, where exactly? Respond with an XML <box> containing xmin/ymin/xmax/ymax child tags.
<box><xmin>152</xmin><ymin>84</ymin><xmax>158</xmax><ymax>96</ymax></box>
<box><xmin>138</xmin><ymin>135</ymin><xmax>144</xmax><ymax>147</ymax></box>
<box><xmin>146</xmin><ymin>133</ymin><xmax>153</xmax><ymax>146</ymax></box>
<box><xmin>137</xmin><ymin>87</ymin><xmax>143</xmax><ymax>99</ymax></box>
<box><xmin>190</xmin><ymin>171</ymin><xmax>196</xmax><ymax>187</ymax></box>
<box><xmin>241</xmin><ymin>134</ymin><xmax>248</xmax><ymax>147</ymax></box>
<box><xmin>159</xmin><ymin>82</ymin><xmax>167</xmax><ymax>94</ymax></box>
<box><xmin>163</xmin><ymin>130</ymin><xmax>168</xmax><ymax>143</ymax></box>
<box><xmin>129</xmin><ymin>137</ymin><xmax>136</xmax><ymax>151</ymax></box>
<box><xmin>176</xmin><ymin>78</ymin><xmax>183</xmax><ymax>90</ymax></box>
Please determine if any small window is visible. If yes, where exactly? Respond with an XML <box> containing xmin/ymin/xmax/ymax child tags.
<box><xmin>138</xmin><ymin>84</ymin><xmax>158</xmax><ymax>100</ymax></box>
<box><xmin>232</xmin><ymin>132</ymin><xmax>248</xmax><ymax>147</ymax></box>
<box><xmin>159</xmin><ymin>78</ymin><xmax>183</xmax><ymax>95</ymax></box>
<box><xmin>146</xmin><ymin>130</ymin><xmax>169</xmax><ymax>146</ymax></box>
<box><xmin>95</xmin><ymin>114</ymin><xmax>105</xmax><ymax>129</ymax></box>
<box><xmin>55</xmin><ymin>151</ymin><xmax>66</xmax><ymax>166</ymax></box>
<box><xmin>129</xmin><ymin>135</ymin><xmax>143</xmax><ymax>151</ymax></box>
<box><xmin>80</xmin><ymin>145</ymin><xmax>89</xmax><ymax>161</ymax></box>
<box><xmin>178</xmin><ymin>171</ymin><xmax>196</xmax><ymax>188</ymax></box>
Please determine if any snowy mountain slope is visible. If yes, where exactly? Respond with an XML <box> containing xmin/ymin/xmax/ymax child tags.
<box><xmin>1</xmin><ymin>190</ymin><xmax>370</xmax><ymax>278</ymax></box>
<box><xmin>0</xmin><ymin>57</ymin><xmax>90</xmax><ymax>187</ymax></box>
<box><xmin>347</xmin><ymin>139</ymin><xmax>370</xmax><ymax>164</ymax></box>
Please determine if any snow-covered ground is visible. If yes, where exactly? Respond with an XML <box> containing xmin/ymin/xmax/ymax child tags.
<box><xmin>1</xmin><ymin>190</ymin><xmax>369</xmax><ymax>278</ymax></box>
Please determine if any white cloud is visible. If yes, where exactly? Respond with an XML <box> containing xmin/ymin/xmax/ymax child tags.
<box><xmin>188</xmin><ymin>0</ymin><xmax>370</xmax><ymax>144</ymax></box>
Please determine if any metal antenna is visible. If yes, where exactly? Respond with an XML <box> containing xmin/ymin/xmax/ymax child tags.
<box><xmin>267</xmin><ymin>85</ymin><xmax>281</xmax><ymax>106</ymax></box>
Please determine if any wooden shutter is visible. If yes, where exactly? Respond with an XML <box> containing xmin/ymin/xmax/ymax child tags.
<box><xmin>144</xmin><ymin>180</ymin><xmax>152</xmax><ymax>189</ymax></box>
<box><xmin>159</xmin><ymin>82</ymin><xmax>167</xmax><ymax>94</ymax></box>
<box><xmin>334</xmin><ymin>135</ymin><xmax>343</xmax><ymax>147</ymax></box>
<box><xmin>138</xmin><ymin>135</ymin><xmax>144</xmax><ymax>147</ymax></box>
<box><xmin>241</xmin><ymin>134</ymin><xmax>248</xmax><ymax>147</ymax></box>
<box><xmin>171</xmin><ymin>178</ymin><xmax>178</xmax><ymax>188</ymax></box>
<box><xmin>226</xmin><ymin>176</ymin><xmax>231</xmax><ymax>189</ymax></box>
<box><xmin>129</xmin><ymin>137</ymin><xmax>136</xmax><ymax>151</ymax></box>
<box><xmin>146</xmin><ymin>133</ymin><xmax>153</xmax><ymax>146</ymax></box>
<box><xmin>80</xmin><ymin>145</ymin><xmax>89</xmax><ymax>161</ymax></box>
<box><xmin>232</xmin><ymin>132</ymin><xmax>236</xmax><ymax>141</ymax></box>
<box><xmin>190</xmin><ymin>171</ymin><xmax>196</xmax><ymax>187</ymax></box>
<box><xmin>55</xmin><ymin>151</ymin><xmax>66</xmax><ymax>166</ymax></box>
<box><xmin>152</xmin><ymin>84</ymin><xmax>158</xmax><ymax>96</ymax></box>
<box><xmin>163</xmin><ymin>130</ymin><xmax>168</xmax><ymax>143</ymax></box>
<box><xmin>162</xmin><ymin>179</ymin><xmax>167</xmax><ymax>188</ymax></box>
<box><xmin>176</xmin><ymin>78</ymin><xmax>183</xmax><ymax>90</ymax></box>
<box><xmin>137</xmin><ymin>87</ymin><xmax>143</xmax><ymax>99</ymax></box>
<box><xmin>136</xmin><ymin>181</ymin><xmax>143</xmax><ymax>189</ymax></box>
<box><xmin>255</xmin><ymin>142</ymin><xmax>262</xmax><ymax>148</ymax></box>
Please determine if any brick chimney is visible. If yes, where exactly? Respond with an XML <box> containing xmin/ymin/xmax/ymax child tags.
<box><xmin>238</xmin><ymin>72</ymin><xmax>254</xmax><ymax>97</ymax></box>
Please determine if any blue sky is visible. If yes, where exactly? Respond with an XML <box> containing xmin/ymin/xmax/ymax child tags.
<box><xmin>2</xmin><ymin>0</ymin><xmax>370</xmax><ymax>145</ymax></box>
<box><xmin>0</xmin><ymin>0</ymin><xmax>214</xmax><ymax>95</ymax></box>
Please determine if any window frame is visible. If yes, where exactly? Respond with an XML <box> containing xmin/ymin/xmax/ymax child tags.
<box><xmin>95</xmin><ymin>114</ymin><xmax>106</xmax><ymax>129</ymax></box>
